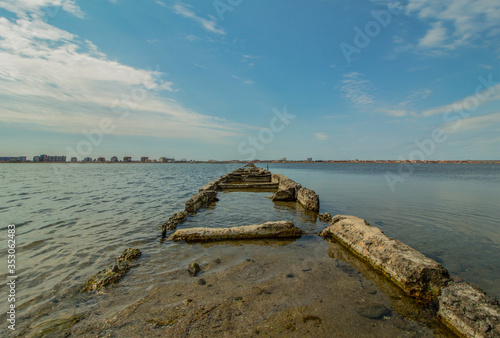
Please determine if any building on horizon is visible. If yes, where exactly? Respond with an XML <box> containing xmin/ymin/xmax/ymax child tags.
<box><xmin>110</xmin><ymin>156</ymin><xmax>118</xmax><ymax>162</ymax></box>
<box><xmin>97</xmin><ymin>157</ymin><xmax>106</xmax><ymax>162</ymax></box>
<box><xmin>140</xmin><ymin>156</ymin><xmax>149</xmax><ymax>162</ymax></box>
<box><xmin>123</xmin><ymin>156</ymin><xmax>132</xmax><ymax>162</ymax></box>
<box><xmin>83</xmin><ymin>157</ymin><xmax>92</xmax><ymax>162</ymax></box>
<box><xmin>71</xmin><ymin>157</ymin><xmax>78</xmax><ymax>162</ymax></box>
<box><xmin>33</xmin><ymin>154</ymin><xmax>66</xmax><ymax>162</ymax></box>
<box><xmin>0</xmin><ymin>156</ymin><xmax>26</xmax><ymax>162</ymax></box>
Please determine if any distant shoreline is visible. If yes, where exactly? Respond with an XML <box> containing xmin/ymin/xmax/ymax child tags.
<box><xmin>2</xmin><ymin>160</ymin><xmax>499</xmax><ymax>164</ymax></box>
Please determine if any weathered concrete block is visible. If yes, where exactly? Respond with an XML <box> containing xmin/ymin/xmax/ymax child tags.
<box><xmin>271</xmin><ymin>174</ymin><xmax>302</xmax><ymax>201</ymax></box>
<box><xmin>319</xmin><ymin>215</ymin><xmax>451</xmax><ymax>302</ymax></box>
<box><xmin>168</xmin><ymin>221</ymin><xmax>303</xmax><ymax>242</ymax></box>
<box><xmin>438</xmin><ymin>282</ymin><xmax>500</xmax><ymax>337</ymax></box>
<box><xmin>185</xmin><ymin>190</ymin><xmax>218</xmax><ymax>213</ymax></box>
<box><xmin>272</xmin><ymin>189</ymin><xmax>295</xmax><ymax>201</ymax></box>
<box><xmin>218</xmin><ymin>182</ymin><xmax>279</xmax><ymax>190</ymax></box>
<box><xmin>297</xmin><ymin>187</ymin><xmax>319</xmax><ymax>212</ymax></box>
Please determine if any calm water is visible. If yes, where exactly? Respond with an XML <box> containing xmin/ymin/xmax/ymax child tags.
<box><xmin>0</xmin><ymin>162</ymin><xmax>499</xmax><ymax>334</ymax></box>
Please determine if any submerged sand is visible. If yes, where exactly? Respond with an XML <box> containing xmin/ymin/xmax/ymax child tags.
<box><xmin>63</xmin><ymin>236</ymin><xmax>453</xmax><ymax>337</ymax></box>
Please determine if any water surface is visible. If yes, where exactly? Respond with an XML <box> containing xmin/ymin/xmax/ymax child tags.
<box><xmin>0</xmin><ymin>162</ymin><xmax>498</xmax><ymax>335</ymax></box>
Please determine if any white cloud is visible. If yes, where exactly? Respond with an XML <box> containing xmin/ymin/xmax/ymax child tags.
<box><xmin>314</xmin><ymin>132</ymin><xmax>329</xmax><ymax>141</ymax></box>
<box><xmin>242</xmin><ymin>54</ymin><xmax>260</xmax><ymax>59</ymax></box>
<box><xmin>0</xmin><ymin>0</ymin><xmax>84</xmax><ymax>19</ymax></box>
<box><xmin>172</xmin><ymin>3</ymin><xmax>225</xmax><ymax>36</ymax></box>
<box><xmin>232</xmin><ymin>75</ymin><xmax>254</xmax><ymax>85</ymax></box>
<box><xmin>442</xmin><ymin>111</ymin><xmax>500</xmax><ymax>134</ymax></box>
<box><xmin>419</xmin><ymin>22</ymin><xmax>448</xmax><ymax>48</ymax></box>
<box><xmin>406</xmin><ymin>0</ymin><xmax>500</xmax><ymax>49</ymax></box>
<box><xmin>421</xmin><ymin>82</ymin><xmax>500</xmax><ymax>116</ymax></box>
<box><xmin>339</xmin><ymin>72</ymin><xmax>375</xmax><ymax>108</ymax></box>
<box><xmin>0</xmin><ymin>7</ymin><xmax>248</xmax><ymax>142</ymax></box>
<box><xmin>381</xmin><ymin>109</ymin><xmax>412</xmax><ymax>117</ymax></box>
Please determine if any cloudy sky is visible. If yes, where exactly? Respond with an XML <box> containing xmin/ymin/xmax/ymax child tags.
<box><xmin>0</xmin><ymin>0</ymin><xmax>499</xmax><ymax>160</ymax></box>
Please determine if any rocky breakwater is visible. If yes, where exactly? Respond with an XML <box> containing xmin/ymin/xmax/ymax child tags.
<box><xmin>319</xmin><ymin>215</ymin><xmax>450</xmax><ymax>302</ymax></box>
<box><xmin>162</xmin><ymin>164</ymin><xmax>320</xmax><ymax>237</ymax></box>
<box><xmin>168</xmin><ymin>221</ymin><xmax>304</xmax><ymax>242</ymax></box>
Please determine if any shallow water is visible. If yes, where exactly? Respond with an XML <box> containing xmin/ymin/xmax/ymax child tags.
<box><xmin>0</xmin><ymin>162</ymin><xmax>498</xmax><ymax>335</ymax></box>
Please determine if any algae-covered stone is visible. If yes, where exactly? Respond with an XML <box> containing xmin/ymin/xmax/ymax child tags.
<box><xmin>319</xmin><ymin>212</ymin><xmax>332</xmax><ymax>222</ymax></box>
<box><xmin>117</xmin><ymin>248</ymin><xmax>142</xmax><ymax>261</ymax></box>
<box><xmin>188</xmin><ymin>262</ymin><xmax>201</xmax><ymax>276</ymax></box>
<box><xmin>162</xmin><ymin>210</ymin><xmax>188</xmax><ymax>236</ymax></box>
<box><xmin>168</xmin><ymin>221</ymin><xmax>303</xmax><ymax>242</ymax></box>
<box><xmin>185</xmin><ymin>190</ymin><xmax>218</xmax><ymax>213</ymax></box>
<box><xmin>84</xmin><ymin>248</ymin><xmax>142</xmax><ymax>292</ymax></box>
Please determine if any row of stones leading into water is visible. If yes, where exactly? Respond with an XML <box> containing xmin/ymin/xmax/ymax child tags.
<box><xmin>161</xmin><ymin>163</ymin><xmax>320</xmax><ymax>237</ymax></box>
<box><xmin>160</xmin><ymin>164</ymin><xmax>499</xmax><ymax>337</ymax></box>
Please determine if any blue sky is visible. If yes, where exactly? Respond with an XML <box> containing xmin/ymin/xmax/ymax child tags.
<box><xmin>0</xmin><ymin>0</ymin><xmax>499</xmax><ymax>161</ymax></box>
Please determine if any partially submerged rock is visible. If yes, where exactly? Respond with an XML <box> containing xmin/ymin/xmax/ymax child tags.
<box><xmin>84</xmin><ymin>248</ymin><xmax>142</xmax><ymax>292</ymax></box>
<box><xmin>319</xmin><ymin>215</ymin><xmax>450</xmax><ymax>302</ymax></box>
<box><xmin>218</xmin><ymin>182</ymin><xmax>279</xmax><ymax>190</ymax></box>
<box><xmin>438</xmin><ymin>282</ymin><xmax>500</xmax><ymax>337</ymax></box>
<box><xmin>162</xmin><ymin>211</ymin><xmax>188</xmax><ymax>236</ymax></box>
<box><xmin>185</xmin><ymin>190</ymin><xmax>218</xmax><ymax>213</ymax></box>
<box><xmin>168</xmin><ymin>221</ymin><xmax>303</xmax><ymax>242</ymax></box>
<box><xmin>297</xmin><ymin>187</ymin><xmax>320</xmax><ymax>212</ymax></box>
<box><xmin>271</xmin><ymin>174</ymin><xmax>302</xmax><ymax>201</ymax></box>
<box><xmin>319</xmin><ymin>212</ymin><xmax>332</xmax><ymax>223</ymax></box>
<box><xmin>188</xmin><ymin>262</ymin><xmax>201</xmax><ymax>277</ymax></box>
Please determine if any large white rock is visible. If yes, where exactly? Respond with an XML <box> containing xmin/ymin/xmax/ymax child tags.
<box><xmin>168</xmin><ymin>221</ymin><xmax>303</xmax><ymax>242</ymax></box>
<box><xmin>319</xmin><ymin>215</ymin><xmax>450</xmax><ymax>302</ymax></box>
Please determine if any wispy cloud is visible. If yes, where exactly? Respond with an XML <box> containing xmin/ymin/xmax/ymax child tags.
<box><xmin>0</xmin><ymin>0</ymin><xmax>85</xmax><ymax>19</ymax></box>
<box><xmin>155</xmin><ymin>0</ymin><xmax>167</xmax><ymax>7</ymax></box>
<box><xmin>172</xmin><ymin>3</ymin><xmax>225</xmax><ymax>36</ymax></box>
<box><xmin>242</xmin><ymin>55</ymin><xmax>260</xmax><ymax>59</ymax></box>
<box><xmin>0</xmin><ymin>6</ymin><xmax>248</xmax><ymax>142</ymax></box>
<box><xmin>443</xmin><ymin>111</ymin><xmax>500</xmax><ymax>134</ymax></box>
<box><xmin>339</xmin><ymin>72</ymin><xmax>375</xmax><ymax>108</ymax></box>
<box><xmin>232</xmin><ymin>75</ymin><xmax>254</xmax><ymax>85</ymax></box>
<box><xmin>418</xmin><ymin>22</ymin><xmax>448</xmax><ymax>48</ymax></box>
<box><xmin>406</xmin><ymin>0</ymin><xmax>500</xmax><ymax>49</ymax></box>
<box><xmin>314</xmin><ymin>132</ymin><xmax>329</xmax><ymax>141</ymax></box>
<box><xmin>421</xmin><ymin>83</ymin><xmax>500</xmax><ymax>117</ymax></box>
